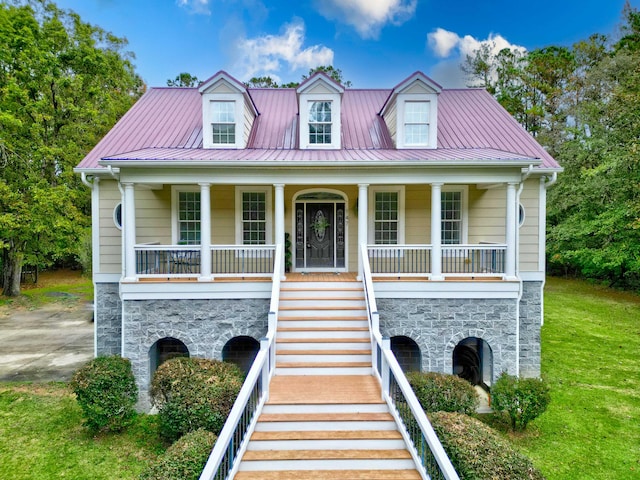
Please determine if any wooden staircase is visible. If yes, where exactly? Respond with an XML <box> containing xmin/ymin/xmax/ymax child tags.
<box><xmin>233</xmin><ymin>279</ymin><xmax>422</xmax><ymax>480</ymax></box>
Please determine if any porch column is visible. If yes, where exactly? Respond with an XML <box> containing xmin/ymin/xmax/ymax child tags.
<box><xmin>274</xmin><ymin>184</ymin><xmax>285</xmax><ymax>278</ymax></box>
<box><xmin>199</xmin><ymin>183</ymin><xmax>212</xmax><ymax>281</ymax></box>
<box><xmin>506</xmin><ymin>182</ymin><xmax>518</xmax><ymax>279</ymax></box>
<box><xmin>431</xmin><ymin>183</ymin><xmax>443</xmax><ymax>280</ymax></box>
<box><xmin>122</xmin><ymin>182</ymin><xmax>137</xmax><ymax>281</ymax></box>
<box><xmin>357</xmin><ymin>184</ymin><xmax>369</xmax><ymax>280</ymax></box>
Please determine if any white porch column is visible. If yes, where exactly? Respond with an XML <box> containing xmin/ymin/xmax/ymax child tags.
<box><xmin>274</xmin><ymin>184</ymin><xmax>285</xmax><ymax>278</ymax></box>
<box><xmin>123</xmin><ymin>182</ymin><xmax>137</xmax><ymax>281</ymax></box>
<box><xmin>199</xmin><ymin>183</ymin><xmax>212</xmax><ymax>281</ymax></box>
<box><xmin>506</xmin><ymin>182</ymin><xmax>518</xmax><ymax>279</ymax></box>
<box><xmin>431</xmin><ymin>183</ymin><xmax>443</xmax><ymax>280</ymax></box>
<box><xmin>357</xmin><ymin>184</ymin><xmax>369</xmax><ymax>280</ymax></box>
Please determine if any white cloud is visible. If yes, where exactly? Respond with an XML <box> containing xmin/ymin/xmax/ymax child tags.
<box><xmin>176</xmin><ymin>0</ymin><xmax>210</xmax><ymax>15</ymax></box>
<box><xmin>233</xmin><ymin>19</ymin><xmax>334</xmax><ymax>81</ymax></box>
<box><xmin>426</xmin><ymin>28</ymin><xmax>526</xmax><ymax>88</ymax></box>
<box><xmin>315</xmin><ymin>0</ymin><xmax>417</xmax><ymax>39</ymax></box>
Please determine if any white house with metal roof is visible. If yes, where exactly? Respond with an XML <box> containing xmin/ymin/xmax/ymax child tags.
<box><xmin>76</xmin><ymin>70</ymin><xmax>559</xmax><ymax>477</ymax></box>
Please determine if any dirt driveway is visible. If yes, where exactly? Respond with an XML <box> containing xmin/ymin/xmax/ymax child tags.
<box><xmin>0</xmin><ymin>300</ymin><xmax>93</xmax><ymax>382</ymax></box>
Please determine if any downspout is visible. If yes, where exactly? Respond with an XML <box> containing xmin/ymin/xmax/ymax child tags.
<box><xmin>81</xmin><ymin>173</ymin><xmax>99</xmax><ymax>358</ymax></box>
<box><xmin>514</xmin><ymin>165</ymin><xmax>533</xmax><ymax>376</ymax></box>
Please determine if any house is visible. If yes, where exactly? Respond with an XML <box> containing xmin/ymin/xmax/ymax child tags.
<box><xmin>76</xmin><ymin>70</ymin><xmax>560</xmax><ymax>412</ymax></box>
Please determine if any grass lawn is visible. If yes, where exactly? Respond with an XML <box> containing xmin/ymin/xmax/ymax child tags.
<box><xmin>0</xmin><ymin>383</ymin><xmax>164</xmax><ymax>480</ymax></box>
<box><xmin>508</xmin><ymin>277</ymin><xmax>640</xmax><ymax>479</ymax></box>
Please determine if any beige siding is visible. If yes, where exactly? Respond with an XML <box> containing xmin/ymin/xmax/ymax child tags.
<box><xmin>468</xmin><ymin>186</ymin><xmax>506</xmax><ymax>244</ymax></box>
<box><xmin>405</xmin><ymin>185</ymin><xmax>430</xmax><ymax>244</ymax></box>
<box><xmin>212</xmin><ymin>186</ymin><xmax>235</xmax><ymax>244</ymax></box>
<box><xmin>404</xmin><ymin>83</ymin><xmax>431</xmax><ymax>95</ymax></box>
<box><xmin>136</xmin><ymin>186</ymin><xmax>171</xmax><ymax>244</ymax></box>
<box><xmin>519</xmin><ymin>179</ymin><xmax>540</xmax><ymax>271</ymax></box>
<box><xmin>208</xmin><ymin>81</ymin><xmax>235</xmax><ymax>94</ymax></box>
<box><xmin>98</xmin><ymin>180</ymin><xmax>122</xmax><ymax>274</ymax></box>
<box><xmin>384</xmin><ymin>102</ymin><xmax>398</xmax><ymax>146</ymax></box>
<box><xmin>243</xmin><ymin>101</ymin><xmax>255</xmax><ymax>146</ymax></box>
<box><xmin>305</xmin><ymin>83</ymin><xmax>335</xmax><ymax>95</ymax></box>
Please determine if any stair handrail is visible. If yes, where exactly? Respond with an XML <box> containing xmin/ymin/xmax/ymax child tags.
<box><xmin>199</xmin><ymin>243</ymin><xmax>283</xmax><ymax>480</ymax></box>
<box><xmin>360</xmin><ymin>244</ymin><xmax>460</xmax><ymax>480</ymax></box>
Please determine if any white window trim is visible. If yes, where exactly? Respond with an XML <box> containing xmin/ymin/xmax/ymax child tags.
<box><xmin>171</xmin><ymin>185</ymin><xmax>202</xmax><ymax>245</ymax></box>
<box><xmin>235</xmin><ymin>186</ymin><xmax>273</xmax><ymax>245</ymax></box>
<box><xmin>441</xmin><ymin>185</ymin><xmax>468</xmax><ymax>245</ymax></box>
<box><xmin>396</xmin><ymin>93</ymin><xmax>438</xmax><ymax>149</ymax></box>
<box><xmin>299</xmin><ymin>93</ymin><xmax>342</xmax><ymax>149</ymax></box>
<box><xmin>368</xmin><ymin>186</ymin><xmax>405</xmax><ymax>244</ymax></box>
<box><xmin>202</xmin><ymin>93</ymin><xmax>244</xmax><ymax>149</ymax></box>
<box><xmin>113</xmin><ymin>203</ymin><xmax>122</xmax><ymax>230</ymax></box>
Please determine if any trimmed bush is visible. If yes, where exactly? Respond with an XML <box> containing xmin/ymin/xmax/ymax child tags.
<box><xmin>429</xmin><ymin>411</ymin><xmax>545</xmax><ymax>480</ymax></box>
<box><xmin>140</xmin><ymin>428</ymin><xmax>215</xmax><ymax>480</ymax></box>
<box><xmin>70</xmin><ymin>355</ymin><xmax>138</xmax><ymax>433</ymax></box>
<box><xmin>150</xmin><ymin>357</ymin><xmax>244</xmax><ymax>442</ymax></box>
<box><xmin>491</xmin><ymin>373</ymin><xmax>551</xmax><ymax>431</ymax></box>
<box><xmin>407</xmin><ymin>371</ymin><xmax>479</xmax><ymax>415</ymax></box>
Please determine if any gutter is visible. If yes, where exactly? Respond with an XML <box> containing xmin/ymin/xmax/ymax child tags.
<box><xmin>543</xmin><ymin>172</ymin><xmax>558</xmax><ymax>189</ymax></box>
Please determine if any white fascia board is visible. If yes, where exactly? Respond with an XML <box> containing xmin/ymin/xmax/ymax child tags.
<box><xmin>373</xmin><ymin>280</ymin><xmax>520</xmax><ymax>299</ymax></box>
<box><xmin>94</xmin><ymin>273</ymin><xmax>122</xmax><ymax>283</ymax></box>
<box><xmin>520</xmin><ymin>271</ymin><xmax>545</xmax><ymax>282</ymax></box>
<box><xmin>119</xmin><ymin>281</ymin><xmax>272</xmax><ymax>300</ymax></box>
<box><xmin>74</xmin><ymin>167</ymin><xmax>120</xmax><ymax>176</ymax></box>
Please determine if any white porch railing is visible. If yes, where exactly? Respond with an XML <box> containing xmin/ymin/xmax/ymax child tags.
<box><xmin>367</xmin><ymin>244</ymin><xmax>506</xmax><ymax>278</ymax></box>
<box><xmin>361</xmin><ymin>245</ymin><xmax>460</xmax><ymax>480</ymax></box>
<box><xmin>134</xmin><ymin>244</ymin><xmax>276</xmax><ymax>279</ymax></box>
<box><xmin>199</xmin><ymin>244</ymin><xmax>283</xmax><ymax>480</ymax></box>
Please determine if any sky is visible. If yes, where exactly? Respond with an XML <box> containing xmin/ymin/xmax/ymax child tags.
<box><xmin>52</xmin><ymin>0</ymin><xmax>639</xmax><ymax>89</ymax></box>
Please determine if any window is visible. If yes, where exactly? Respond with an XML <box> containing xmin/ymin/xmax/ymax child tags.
<box><xmin>441</xmin><ymin>191</ymin><xmax>462</xmax><ymax>244</ymax></box>
<box><xmin>369</xmin><ymin>186</ymin><xmax>405</xmax><ymax>244</ymax></box>
<box><xmin>403</xmin><ymin>101</ymin><xmax>429</xmax><ymax>145</ymax></box>
<box><xmin>309</xmin><ymin>101</ymin><xmax>332</xmax><ymax>145</ymax></box>
<box><xmin>211</xmin><ymin>101</ymin><xmax>235</xmax><ymax>144</ymax></box>
<box><xmin>235</xmin><ymin>187</ymin><xmax>272</xmax><ymax>245</ymax></box>
<box><xmin>113</xmin><ymin>203</ymin><xmax>122</xmax><ymax>230</ymax></box>
<box><xmin>178</xmin><ymin>191</ymin><xmax>201</xmax><ymax>245</ymax></box>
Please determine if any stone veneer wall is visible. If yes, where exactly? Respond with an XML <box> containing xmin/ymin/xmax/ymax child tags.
<box><xmin>518</xmin><ymin>281</ymin><xmax>543</xmax><ymax>377</ymax></box>
<box><xmin>94</xmin><ymin>283</ymin><xmax>122</xmax><ymax>355</ymax></box>
<box><xmin>122</xmin><ymin>298</ymin><xmax>269</xmax><ymax>411</ymax></box>
<box><xmin>377</xmin><ymin>297</ymin><xmax>519</xmax><ymax>381</ymax></box>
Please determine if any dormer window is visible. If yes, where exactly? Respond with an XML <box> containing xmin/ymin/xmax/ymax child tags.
<box><xmin>309</xmin><ymin>101</ymin><xmax>332</xmax><ymax>145</ymax></box>
<box><xmin>211</xmin><ymin>101</ymin><xmax>236</xmax><ymax>144</ymax></box>
<box><xmin>403</xmin><ymin>101</ymin><xmax>429</xmax><ymax>146</ymax></box>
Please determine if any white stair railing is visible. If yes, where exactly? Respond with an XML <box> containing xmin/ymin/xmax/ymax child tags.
<box><xmin>199</xmin><ymin>244</ymin><xmax>283</xmax><ymax>480</ymax></box>
<box><xmin>361</xmin><ymin>244</ymin><xmax>460</xmax><ymax>480</ymax></box>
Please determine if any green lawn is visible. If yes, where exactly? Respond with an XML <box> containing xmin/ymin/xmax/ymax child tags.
<box><xmin>510</xmin><ymin>277</ymin><xmax>640</xmax><ymax>479</ymax></box>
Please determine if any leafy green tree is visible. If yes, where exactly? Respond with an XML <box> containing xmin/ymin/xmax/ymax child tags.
<box><xmin>245</xmin><ymin>76</ymin><xmax>279</xmax><ymax>88</ymax></box>
<box><xmin>167</xmin><ymin>72</ymin><xmax>199</xmax><ymax>87</ymax></box>
<box><xmin>302</xmin><ymin>65</ymin><xmax>352</xmax><ymax>87</ymax></box>
<box><xmin>0</xmin><ymin>0</ymin><xmax>143</xmax><ymax>296</ymax></box>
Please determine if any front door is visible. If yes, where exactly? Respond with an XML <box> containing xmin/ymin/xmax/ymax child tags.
<box><xmin>295</xmin><ymin>200</ymin><xmax>345</xmax><ymax>270</ymax></box>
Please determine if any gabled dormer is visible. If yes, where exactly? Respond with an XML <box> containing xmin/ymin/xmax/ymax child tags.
<box><xmin>380</xmin><ymin>72</ymin><xmax>442</xmax><ymax>149</ymax></box>
<box><xmin>297</xmin><ymin>72</ymin><xmax>344</xmax><ymax>150</ymax></box>
<box><xmin>199</xmin><ymin>71</ymin><xmax>258</xmax><ymax>149</ymax></box>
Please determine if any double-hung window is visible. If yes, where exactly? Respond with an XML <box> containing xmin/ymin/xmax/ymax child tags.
<box><xmin>403</xmin><ymin>101</ymin><xmax>429</xmax><ymax>146</ymax></box>
<box><xmin>211</xmin><ymin>101</ymin><xmax>235</xmax><ymax>145</ymax></box>
<box><xmin>236</xmin><ymin>187</ymin><xmax>272</xmax><ymax>245</ymax></box>
<box><xmin>178</xmin><ymin>191</ymin><xmax>201</xmax><ymax>245</ymax></box>
<box><xmin>309</xmin><ymin>101</ymin><xmax>332</xmax><ymax>145</ymax></box>
<box><xmin>441</xmin><ymin>190</ymin><xmax>462</xmax><ymax>245</ymax></box>
<box><xmin>369</xmin><ymin>187</ymin><xmax>405</xmax><ymax>245</ymax></box>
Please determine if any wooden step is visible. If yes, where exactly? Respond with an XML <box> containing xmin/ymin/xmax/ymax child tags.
<box><xmin>280</xmin><ymin>296</ymin><xmax>364</xmax><ymax>301</ymax></box>
<box><xmin>259</xmin><ymin>412</ymin><xmax>394</xmax><ymax>422</ymax></box>
<box><xmin>251</xmin><ymin>430</ymin><xmax>402</xmax><ymax>441</ymax></box>
<box><xmin>279</xmin><ymin>305</ymin><xmax>367</xmax><ymax>311</ymax></box>
<box><xmin>268</xmin><ymin>376</ymin><xmax>384</xmax><ymax>405</ymax></box>
<box><xmin>234</xmin><ymin>470</ymin><xmax>422</xmax><ymax>480</ymax></box>
<box><xmin>276</xmin><ymin>362</ymin><xmax>371</xmax><ymax>368</ymax></box>
<box><xmin>242</xmin><ymin>449</ymin><xmax>412</xmax><ymax>461</ymax></box>
<box><xmin>277</xmin><ymin>337</ymin><xmax>369</xmax><ymax>344</ymax></box>
<box><xmin>276</xmin><ymin>349</ymin><xmax>372</xmax><ymax>355</ymax></box>
<box><xmin>278</xmin><ymin>316</ymin><xmax>369</xmax><ymax>321</ymax></box>
<box><xmin>278</xmin><ymin>327</ymin><xmax>369</xmax><ymax>332</ymax></box>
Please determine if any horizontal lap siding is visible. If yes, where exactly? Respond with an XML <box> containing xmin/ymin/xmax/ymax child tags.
<box><xmin>212</xmin><ymin>186</ymin><xmax>235</xmax><ymax>244</ymax></box>
<box><xmin>468</xmin><ymin>186</ymin><xmax>505</xmax><ymax>244</ymax></box>
<box><xmin>519</xmin><ymin>179</ymin><xmax>540</xmax><ymax>272</ymax></box>
<box><xmin>405</xmin><ymin>185</ymin><xmax>430</xmax><ymax>244</ymax></box>
<box><xmin>137</xmin><ymin>187</ymin><xmax>171</xmax><ymax>244</ymax></box>
<box><xmin>99</xmin><ymin>180</ymin><xmax>122</xmax><ymax>273</ymax></box>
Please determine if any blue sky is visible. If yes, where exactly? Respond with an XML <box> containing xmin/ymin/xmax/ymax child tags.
<box><xmin>54</xmin><ymin>0</ymin><xmax>638</xmax><ymax>89</ymax></box>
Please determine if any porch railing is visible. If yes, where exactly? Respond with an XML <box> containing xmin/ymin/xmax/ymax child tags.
<box><xmin>134</xmin><ymin>244</ymin><xmax>276</xmax><ymax>279</ymax></box>
<box><xmin>199</xmin><ymin>244</ymin><xmax>283</xmax><ymax>480</ymax></box>
<box><xmin>361</xmin><ymin>244</ymin><xmax>460</xmax><ymax>480</ymax></box>
<box><xmin>367</xmin><ymin>243</ymin><xmax>506</xmax><ymax>277</ymax></box>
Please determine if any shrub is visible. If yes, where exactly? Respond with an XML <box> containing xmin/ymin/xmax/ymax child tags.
<box><xmin>429</xmin><ymin>411</ymin><xmax>545</xmax><ymax>480</ymax></box>
<box><xmin>140</xmin><ymin>428</ymin><xmax>215</xmax><ymax>480</ymax></box>
<box><xmin>70</xmin><ymin>355</ymin><xmax>138</xmax><ymax>433</ymax></box>
<box><xmin>491</xmin><ymin>373</ymin><xmax>551</xmax><ymax>431</ymax></box>
<box><xmin>407</xmin><ymin>371</ymin><xmax>479</xmax><ymax>415</ymax></box>
<box><xmin>150</xmin><ymin>357</ymin><xmax>244</xmax><ymax>442</ymax></box>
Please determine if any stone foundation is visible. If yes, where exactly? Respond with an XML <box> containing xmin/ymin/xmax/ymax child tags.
<box><xmin>519</xmin><ymin>281</ymin><xmax>543</xmax><ymax>377</ymax></box>
<box><xmin>94</xmin><ymin>283</ymin><xmax>122</xmax><ymax>355</ymax></box>
<box><xmin>122</xmin><ymin>298</ymin><xmax>269</xmax><ymax>410</ymax></box>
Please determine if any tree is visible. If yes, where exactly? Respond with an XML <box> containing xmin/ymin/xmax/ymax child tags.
<box><xmin>245</xmin><ymin>76</ymin><xmax>279</xmax><ymax>88</ymax></box>
<box><xmin>0</xmin><ymin>0</ymin><xmax>144</xmax><ymax>296</ymax></box>
<box><xmin>244</xmin><ymin>66</ymin><xmax>353</xmax><ymax>89</ymax></box>
<box><xmin>167</xmin><ymin>72</ymin><xmax>199</xmax><ymax>87</ymax></box>
<box><xmin>302</xmin><ymin>65</ymin><xmax>352</xmax><ymax>87</ymax></box>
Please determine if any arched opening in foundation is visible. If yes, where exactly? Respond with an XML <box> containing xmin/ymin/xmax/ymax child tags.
<box><xmin>390</xmin><ymin>336</ymin><xmax>421</xmax><ymax>372</ymax></box>
<box><xmin>149</xmin><ymin>337</ymin><xmax>189</xmax><ymax>379</ymax></box>
<box><xmin>222</xmin><ymin>336</ymin><xmax>260</xmax><ymax>374</ymax></box>
<box><xmin>453</xmin><ymin>337</ymin><xmax>493</xmax><ymax>387</ymax></box>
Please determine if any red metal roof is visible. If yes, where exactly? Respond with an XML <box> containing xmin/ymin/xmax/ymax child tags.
<box><xmin>76</xmin><ymin>82</ymin><xmax>560</xmax><ymax>170</ymax></box>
